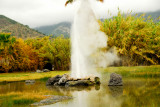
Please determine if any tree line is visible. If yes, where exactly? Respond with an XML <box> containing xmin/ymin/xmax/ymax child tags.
<box><xmin>0</xmin><ymin>12</ymin><xmax>160</xmax><ymax>73</ymax></box>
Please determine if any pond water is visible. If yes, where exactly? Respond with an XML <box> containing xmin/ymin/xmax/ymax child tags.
<box><xmin>0</xmin><ymin>73</ymin><xmax>160</xmax><ymax>107</ymax></box>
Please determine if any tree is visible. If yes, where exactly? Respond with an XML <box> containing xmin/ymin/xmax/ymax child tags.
<box><xmin>100</xmin><ymin>11</ymin><xmax>160</xmax><ymax>66</ymax></box>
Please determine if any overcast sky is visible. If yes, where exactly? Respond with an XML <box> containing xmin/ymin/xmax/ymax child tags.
<box><xmin>0</xmin><ymin>0</ymin><xmax>160</xmax><ymax>28</ymax></box>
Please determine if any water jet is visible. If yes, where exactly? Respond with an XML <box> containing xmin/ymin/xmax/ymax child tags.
<box><xmin>47</xmin><ymin>0</ymin><xmax>118</xmax><ymax>87</ymax></box>
<box><xmin>71</xmin><ymin>0</ymin><xmax>107</xmax><ymax>79</ymax></box>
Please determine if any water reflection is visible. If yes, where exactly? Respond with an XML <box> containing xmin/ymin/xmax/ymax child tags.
<box><xmin>0</xmin><ymin>81</ymin><xmax>26</xmax><ymax>94</ymax></box>
<box><xmin>108</xmin><ymin>86</ymin><xmax>123</xmax><ymax>97</ymax></box>
<box><xmin>42</xmin><ymin>78</ymin><xmax>160</xmax><ymax>107</ymax></box>
<box><xmin>0</xmin><ymin>78</ymin><xmax>160</xmax><ymax>107</ymax></box>
<box><xmin>43</xmin><ymin>85</ymin><xmax>124</xmax><ymax>107</ymax></box>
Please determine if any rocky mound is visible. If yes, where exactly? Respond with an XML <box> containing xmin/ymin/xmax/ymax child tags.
<box><xmin>46</xmin><ymin>74</ymin><xmax>100</xmax><ymax>87</ymax></box>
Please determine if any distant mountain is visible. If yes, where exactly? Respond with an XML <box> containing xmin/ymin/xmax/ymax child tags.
<box><xmin>0</xmin><ymin>15</ymin><xmax>45</xmax><ymax>39</ymax></box>
<box><xmin>34</xmin><ymin>22</ymin><xmax>71</xmax><ymax>38</ymax></box>
<box><xmin>34</xmin><ymin>10</ymin><xmax>160</xmax><ymax>38</ymax></box>
<box><xmin>100</xmin><ymin>10</ymin><xmax>160</xmax><ymax>22</ymax></box>
<box><xmin>135</xmin><ymin>10</ymin><xmax>160</xmax><ymax>22</ymax></box>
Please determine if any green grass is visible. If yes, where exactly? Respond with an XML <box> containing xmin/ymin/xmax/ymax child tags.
<box><xmin>13</xmin><ymin>98</ymin><xmax>36</xmax><ymax>105</ymax></box>
<box><xmin>1</xmin><ymin>65</ymin><xmax>160</xmax><ymax>82</ymax></box>
<box><xmin>99</xmin><ymin>65</ymin><xmax>160</xmax><ymax>78</ymax></box>
<box><xmin>0</xmin><ymin>94</ymin><xmax>37</xmax><ymax>107</ymax></box>
<box><xmin>38</xmin><ymin>77</ymin><xmax>50</xmax><ymax>81</ymax></box>
<box><xmin>0</xmin><ymin>71</ymin><xmax>69</xmax><ymax>82</ymax></box>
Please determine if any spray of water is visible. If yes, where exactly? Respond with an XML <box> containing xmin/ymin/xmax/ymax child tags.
<box><xmin>71</xmin><ymin>0</ymin><xmax>119</xmax><ymax>78</ymax></box>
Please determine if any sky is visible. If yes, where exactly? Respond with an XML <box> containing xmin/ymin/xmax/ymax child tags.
<box><xmin>0</xmin><ymin>0</ymin><xmax>160</xmax><ymax>28</ymax></box>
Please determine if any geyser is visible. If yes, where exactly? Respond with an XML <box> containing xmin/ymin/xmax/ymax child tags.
<box><xmin>46</xmin><ymin>0</ymin><xmax>119</xmax><ymax>87</ymax></box>
<box><xmin>71</xmin><ymin>0</ymin><xmax>108</xmax><ymax>78</ymax></box>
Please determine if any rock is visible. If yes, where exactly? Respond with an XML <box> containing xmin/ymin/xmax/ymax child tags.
<box><xmin>36</xmin><ymin>69</ymin><xmax>50</xmax><ymax>73</ymax></box>
<box><xmin>108</xmin><ymin>73</ymin><xmax>123</xmax><ymax>86</ymax></box>
<box><xmin>89</xmin><ymin>76</ymin><xmax>100</xmax><ymax>84</ymax></box>
<box><xmin>58</xmin><ymin>74</ymin><xmax>70</xmax><ymax>85</ymax></box>
<box><xmin>36</xmin><ymin>69</ymin><xmax>43</xmax><ymax>73</ymax></box>
<box><xmin>46</xmin><ymin>75</ymin><xmax>62</xmax><ymax>86</ymax></box>
<box><xmin>25</xmin><ymin>80</ymin><xmax>35</xmax><ymax>84</ymax></box>
<box><xmin>94</xmin><ymin>77</ymin><xmax>100</xmax><ymax>84</ymax></box>
<box><xmin>31</xmin><ymin>95</ymin><xmax>72</xmax><ymax>106</ymax></box>
<box><xmin>68</xmin><ymin>77</ymin><xmax>74</xmax><ymax>81</ymax></box>
<box><xmin>43</xmin><ymin>69</ymin><xmax>50</xmax><ymax>72</ymax></box>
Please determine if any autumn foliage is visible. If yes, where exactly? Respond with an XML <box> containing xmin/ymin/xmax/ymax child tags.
<box><xmin>0</xmin><ymin>34</ymin><xmax>70</xmax><ymax>73</ymax></box>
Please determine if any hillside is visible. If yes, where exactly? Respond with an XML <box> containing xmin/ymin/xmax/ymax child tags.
<box><xmin>0</xmin><ymin>15</ymin><xmax>45</xmax><ymax>39</ymax></box>
<box><xmin>34</xmin><ymin>22</ymin><xmax>71</xmax><ymax>38</ymax></box>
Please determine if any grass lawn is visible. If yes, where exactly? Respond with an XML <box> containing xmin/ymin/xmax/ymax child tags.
<box><xmin>100</xmin><ymin>65</ymin><xmax>160</xmax><ymax>78</ymax></box>
<box><xmin>0</xmin><ymin>71</ymin><xmax>69</xmax><ymax>82</ymax></box>
<box><xmin>0</xmin><ymin>65</ymin><xmax>160</xmax><ymax>82</ymax></box>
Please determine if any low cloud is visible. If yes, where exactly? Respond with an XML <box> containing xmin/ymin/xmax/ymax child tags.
<box><xmin>0</xmin><ymin>0</ymin><xmax>159</xmax><ymax>27</ymax></box>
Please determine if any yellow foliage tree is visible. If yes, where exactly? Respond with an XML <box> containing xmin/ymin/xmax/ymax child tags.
<box><xmin>100</xmin><ymin>11</ymin><xmax>160</xmax><ymax>66</ymax></box>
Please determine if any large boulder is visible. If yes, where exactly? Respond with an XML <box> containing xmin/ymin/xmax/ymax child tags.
<box><xmin>108</xmin><ymin>73</ymin><xmax>123</xmax><ymax>86</ymax></box>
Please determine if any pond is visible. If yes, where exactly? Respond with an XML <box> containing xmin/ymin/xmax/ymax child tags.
<box><xmin>0</xmin><ymin>72</ymin><xmax>160</xmax><ymax>107</ymax></box>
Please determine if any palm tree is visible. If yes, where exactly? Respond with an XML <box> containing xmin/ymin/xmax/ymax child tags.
<box><xmin>65</xmin><ymin>0</ymin><xmax>103</xmax><ymax>6</ymax></box>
